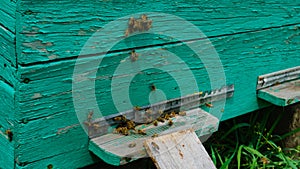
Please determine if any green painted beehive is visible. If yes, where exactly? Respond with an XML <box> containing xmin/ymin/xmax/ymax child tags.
<box><xmin>1</xmin><ymin>0</ymin><xmax>300</xmax><ymax>168</ymax></box>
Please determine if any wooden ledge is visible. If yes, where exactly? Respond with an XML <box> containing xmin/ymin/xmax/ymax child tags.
<box><xmin>257</xmin><ymin>79</ymin><xmax>300</xmax><ymax>106</ymax></box>
<box><xmin>89</xmin><ymin>108</ymin><xmax>219</xmax><ymax>166</ymax></box>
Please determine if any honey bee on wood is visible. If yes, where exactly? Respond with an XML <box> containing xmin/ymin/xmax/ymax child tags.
<box><xmin>125</xmin><ymin>17</ymin><xmax>135</xmax><ymax>37</ymax></box>
<box><xmin>150</xmin><ymin>84</ymin><xmax>156</xmax><ymax>91</ymax></box>
<box><xmin>168</xmin><ymin>120</ymin><xmax>173</xmax><ymax>126</ymax></box>
<box><xmin>153</xmin><ymin>120</ymin><xmax>158</xmax><ymax>126</ymax></box>
<box><xmin>5</xmin><ymin>129</ymin><xmax>13</xmax><ymax>142</ymax></box>
<box><xmin>158</xmin><ymin>110</ymin><xmax>163</xmax><ymax>115</ymax></box>
<box><xmin>92</xmin><ymin>123</ymin><xmax>100</xmax><ymax>130</ymax></box>
<box><xmin>169</xmin><ymin>111</ymin><xmax>176</xmax><ymax>118</ymax></box>
<box><xmin>126</xmin><ymin>120</ymin><xmax>135</xmax><ymax>130</ymax></box>
<box><xmin>130</xmin><ymin>50</ymin><xmax>139</xmax><ymax>62</ymax></box>
<box><xmin>152</xmin><ymin>133</ymin><xmax>159</xmax><ymax>138</ymax></box>
<box><xmin>205</xmin><ymin>103</ymin><xmax>213</xmax><ymax>108</ymax></box>
<box><xmin>145</xmin><ymin>109</ymin><xmax>152</xmax><ymax>114</ymax></box>
<box><xmin>114</xmin><ymin>115</ymin><xmax>127</xmax><ymax>122</ymax></box>
<box><xmin>87</xmin><ymin>110</ymin><xmax>94</xmax><ymax>120</ymax></box>
<box><xmin>164</xmin><ymin>114</ymin><xmax>170</xmax><ymax>120</ymax></box>
<box><xmin>157</xmin><ymin>117</ymin><xmax>165</xmax><ymax>123</ymax></box>
<box><xmin>178</xmin><ymin>111</ymin><xmax>186</xmax><ymax>116</ymax></box>
<box><xmin>121</xmin><ymin>127</ymin><xmax>129</xmax><ymax>136</ymax></box>
<box><xmin>137</xmin><ymin>129</ymin><xmax>147</xmax><ymax>135</ymax></box>
<box><xmin>134</xmin><ymin>106</ymin><xmax>141</xmax><ymax>111</ymax></box>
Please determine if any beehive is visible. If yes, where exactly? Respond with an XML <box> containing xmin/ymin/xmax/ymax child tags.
<box><xmin>1</xmin><ymin>0</ymin><xmax>300</xmax><ymax>168</ymax></box>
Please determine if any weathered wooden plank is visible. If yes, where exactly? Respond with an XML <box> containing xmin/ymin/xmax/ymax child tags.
<box><xmin>258</xmin><ymin>79</ymin><xmax>300</xmax><ymax>106</ymax></box>
<box><xmin>15</xmin><ymin>148</ymin><xmax>99</xmax><ymax>169</ymax></box>
<box><xmin>0</xmin><ymin>0</ymin><xmax>16</xmax><ymax>33</ymax></box>
<box><xmin>0</xmin><ymin>80</ymin><xmax>15</xmax><ymax>131</ymax></box>
<box><xmin>15</xmin><ymin>114</ymin><xmax>88</xmax><ymax>163</ymax></box>
<box><xmin>144</xmin><ymin>129</ymin><xmax>216</xmax><ymax>169</ymax></box>
<box><xmin>0</xmin><ymin>55</ymin><xmax>18</xmax><ymax>87</ymax></box>
<box><xmin>0</xmin><ymin>133</ymin><xmax>14</xmax><ymax>169</ymax></box>
<box><xmin>16</xmin><ymin>0</ymin><xmax>300</xmax><ymax>64</ymax></box>
<box><xmin>0</xmin><ymin>81</ymin><xmax>15</xmax><ymax>169</ymax></box>
<box><xmin>0</xmin><ymin>25</ymin><xmax>16</xmax><ymax>67</ymax></box>
<box><xmin>89</xmin><ymin>108</ymin><xmax>218</xmax><ymax>166</ymax></box>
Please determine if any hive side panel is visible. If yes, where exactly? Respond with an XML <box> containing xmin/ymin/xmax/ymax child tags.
<box><xmin>16</xmin><ymin>0</ymin><xmax>300</xmax><ymax>64</ymax></box>
<box><xmin>0</xmin><ymin>81</ymin><xmax>15</xmax><ymax>169</ymax></box>
<box><xmin>13</xmin><ymin>24</ymin><xmax>300</xmax><ymax>167</ymax></box>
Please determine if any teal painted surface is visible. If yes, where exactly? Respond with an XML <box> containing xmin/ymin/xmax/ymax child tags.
<box><xmin>258</xmin><ymin>90</ymin><xmax>287</xmax><ymax>106</ymax></box>
<box><xmin>16</xmin><ymin>0</ymin><xmax>300</xmax><ymax>64</ymax></box>
<box><xmin>15</xmin><ymin>148</ymin><xmax>99</xmax><ymax>169</ymax></box>
<box><xmin>0</xmin><ymin>0</ymin><xmax>299</xmax><ymax>168</ymax></box>
<box><xmin>0</xmin><ymin>81</ymin><xmax>15</xmax><ymax>169</ymax></box>
<box><xmin>89</xmin><ymin>141</ymin><xmax>121</xmax><ymax>166</ymax></box>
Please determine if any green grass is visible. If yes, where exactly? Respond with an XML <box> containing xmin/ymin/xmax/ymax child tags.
<box><xmin>204</xmin><ymin>106</ymin><xmax>300</xmax><ymax>169</ymax></box>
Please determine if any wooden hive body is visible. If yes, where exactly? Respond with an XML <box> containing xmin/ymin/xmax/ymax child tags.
<box><xmin>0</xmin><ymin>0</ymin><xmax>299</xmax><ymax>168</ymax></box>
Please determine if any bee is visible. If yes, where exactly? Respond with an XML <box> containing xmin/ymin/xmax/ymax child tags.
<box><xmin>178</xmin><ymin>111</ymin><xmax>186</xmax><ymax>116</ymax></box>
<box><xmin>140</xmin><ymin>14</ymin><xmax>152</xmax><ymax>31</ymax></box>
<box><xmin>169</xmin><ymin>111</ymin><xmax>176</xmax><ymax>118</ymax></box>
<box><xmin>128</xmin><ymin>142</ymin><xmax>136</xmax><ymax>148</ymax></box>
<box><xmin>87</xmin><ymin>110</ymin><xmax>94</xmax><ymax>120</ymax></box>
<box><xmin>137</xmin><ymin>129</ymin><xmax>147</xmax><ymax>135</ymax></box>
<box><xmin>157</xmin><ymin>117</ymin><xmax>165</xmax><ymax>123</ymax></box>
<box><xmin>92</xmin><ymin>123</ymin><xmax>100</xmax><ymax>130</ymax></box>
<box><xmin>134</xmin><ymin>106</ymin><xmax>141</xmax><ymax>111</ymax></box>
<box><xmin>151</xmin><ymin>142</ymin><xmax>160</xmax><ymax>151</ymax></box>
<box><xmin>145</xmin><ymin>109</ymin><xmax>152</xmax><ymax>114</ymax></box>
<box><xmin>164</xmin><ymin>114</ymin><xmax>170</xmax><ymax>120</ymax></box>
<box><xmin>121</xmin><ymin>127</ymin><xmax>129</xmax><ymax>136</ymax></box>
<box><xmin>114</xmin><ymin>115</ymin><xmax>127</xmax><ymax>122</ymax></box>
<box><xmin>153</xmin><ymin>120</ymin><xmax>158</xmax><ymax>126</ymax></box>
<box><xmin>125</xmin><ymin>17</ymin><xmax>135</xmax><ymax>37</ymax></box>
<box><xmin>47</xmin><ymin>164</ymin><xmax>53</xmax><ymax>169</ymax></box>
<box><xmin>158</xmin><ymin>110</ymin><xmax>163</xmax><ymax>115</ymax></box>
<box><xmin>287</xmin><ymin>99</ymin><xmax>294</xmax><ymax>105</ymax></box>
<box><xmin>5</xmin><ymin>129</ymin><xmax>13</xmax><ymax>142</ymax></box>
<box><xmin>205</xmin><ymin>103</ymin><xmax>213</xmax><ymax>108</ymax></box>
<box><xmin>126</xmin><ymin>120</ymin><xmax>135</xmax><ymax>130</ymax></box>
<box><xmin>130</xmin><ymin>50</ymin><xmax>139</xmax><ymax>62</ymax></box>
<box><xmin>150</xmin><ymin>84</ymin><xmax>156</xmax><ymax>91</ymax></box>
<box><xmin>168</xmin><ymin>120</ymin><xmax>173</xmax><ymax>126</ymax></box>
<box><xmin>152</xmin><ymin>133</ymin><xmax>159</xmax><ymax>138</ymax></box>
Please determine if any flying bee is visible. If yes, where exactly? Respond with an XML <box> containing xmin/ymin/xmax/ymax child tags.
<box><xmin>157</xmin><ymin>117</ymin><xmax>165</xmax><ymax>123</ymax></box>
<box><xmin>153</xmin><ymin>120</ymin><xmax>158</xmax><ymax>126</ymax></box>
<box><xmin>168</xmin><ymin>119</ymin><xmax>173</xmax><ymax>126</ymax></box>
<box><xmin>137</xmin><ymin>129</ymin><xmax>147</xmax><ymax>135</ymax></box>
<box><xmin>205</xmin><ymin>103</ymin><xmax>213</xmax><ymax>108</ymax></box>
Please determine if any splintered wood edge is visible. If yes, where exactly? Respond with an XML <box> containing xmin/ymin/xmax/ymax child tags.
<box><xmin>143</xmin><ymin>129</ymin><xmax>216</xmax><ymax>169</ymax></box>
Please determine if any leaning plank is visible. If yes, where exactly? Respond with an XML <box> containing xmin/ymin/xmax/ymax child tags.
<box><xmin>144</xmin><ymin>129</ymin><xmax>216</xmax><ymax>169</ymax></box>
<box><xmin>258</xmin><ymin>79</ymin><xmax>300</xmax><ymax>106</ymax></box>
<box><xmin>89</xmin><ymin>108</ymin><xmax>218</xmax><ymax>166</ymax></box>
